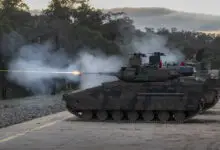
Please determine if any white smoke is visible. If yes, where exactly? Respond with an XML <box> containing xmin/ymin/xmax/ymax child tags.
<box><xmin>77</xmin><ymin>50</ymin><xmax>124</xmax><ymax>89</ymax></box>
<box><xmin>130</xmin><ymin>34</ymin><xmax>185</xmax><ymax>64</ymax></box>
<box><xmin>1</xmin><ymin>30</ymin><xmax>185</xmax><ymax>95</ymax></box>
<box><xmin>2</xmin><ymin>34</ymin><xmax>124</xmax><ymax>93</ymax></box>
<box><xmin>7</xmin><ymin>41</ymin><xmax>81</xmax><ymax>94</ymax></box>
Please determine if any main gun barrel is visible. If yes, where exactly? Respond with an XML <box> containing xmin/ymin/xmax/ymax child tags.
<box><xmin>82</xmin><ymin>72</ymin><xmax>118</xmax><ymax>76</ymax></box>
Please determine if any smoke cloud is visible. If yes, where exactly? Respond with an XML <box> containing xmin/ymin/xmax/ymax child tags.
<box><xmin>1</xmin><ymin>30</ymin><xmax>185</xmax><ymax>95</ymax></box>
<box><xmin>7</xmin><ymin>41</ymin><xmax>81</xmax><ymax>94</ymax></box>
<box><xmin>1</xmin><ymin>32</ymin><xmax>124</xmax><ymax>94</ymax></box>
<box><xmin>130</xmin><ymin>34</ymin><xmax>185</xmax><ymax>64</ymax></box>
<box><xmin>6</xmin><ymin>42</ymin><xmax>125</xmax><ymax>93</ymax></box>
<box><xmin>77</xmin><ymin>50</ymin><xmax>124</xmax><ymax>89</ymax></box>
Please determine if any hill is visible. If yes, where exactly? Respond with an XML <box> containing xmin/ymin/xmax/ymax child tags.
<box><xmin>30</xmin><ymin>7</ymin><xmax>220</xmax><ymax>32</ymax></box>
<box><xmin>106</xmin><ymin>7</ymin><xmax>220</xmax><ymax>31</ymax></box>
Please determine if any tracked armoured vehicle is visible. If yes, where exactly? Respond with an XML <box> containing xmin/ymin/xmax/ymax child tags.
<box><xmin>63</xmin><ymin>52</ymin><xmax>220</xmax><ymax>123</ymax></box>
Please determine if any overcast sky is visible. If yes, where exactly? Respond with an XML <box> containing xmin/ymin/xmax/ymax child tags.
<box><xmin>24</xmin><ymin>0</ymin><xmax>220</xmax><ymax>16</ymax></box>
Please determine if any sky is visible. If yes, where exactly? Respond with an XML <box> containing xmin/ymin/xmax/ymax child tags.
<box><xmin>24</xmin><ymin>0</ymin><xmax>220</xmax><ymax>16</ymax></box>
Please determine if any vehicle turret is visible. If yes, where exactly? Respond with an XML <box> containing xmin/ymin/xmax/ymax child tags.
<box><xmin>84</xmin><ymin>52</ymin><xmax>194</xmax><ymax>82</ymax></box>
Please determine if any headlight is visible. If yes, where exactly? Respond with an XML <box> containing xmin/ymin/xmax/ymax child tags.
<box><xmin>210</xmin><ymin>73</ymin><xmax>215</xmax><ymax>79</ymax></box>
<box><xmin>208</xmin><ymin>70</ymin><xmax>219</xmax><ymax>79</ymax></box>
<box><xmin>193</xmin><ymin>67</ymin><xmax>196</xmax><ymax>73</ymax></box>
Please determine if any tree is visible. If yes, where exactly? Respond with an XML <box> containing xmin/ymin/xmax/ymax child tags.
<box><xmin>0</xmin><ymin>0</ymin><xmax>30</xmax><ymax>33</ymax></box>
<box><xmin>100</xmin><ymin>12</ymin><xmax>135</xmax><ymax>44</ymax></box>
<box><xmin>0</xmin><ymin>0</ymin><xmax>29</xmax><ymax>12</ymax></box>
<box><xmin>71</xmin><ymin>0</ymin><xmax>105</xmax><ymax>28</ymax></box>
<box><xmin>43</xmin><ymin>0</ymin><xmax>79</xmax><ymax>22</ymax></box>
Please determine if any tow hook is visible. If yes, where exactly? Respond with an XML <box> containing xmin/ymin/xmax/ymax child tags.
<box><xmin>199</xmin><ymin>98</ymin><xmax>205</xmax><ymax>112</ymax></box>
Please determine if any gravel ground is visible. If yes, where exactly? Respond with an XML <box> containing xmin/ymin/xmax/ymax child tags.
<box><xmin>1</xmin><ymin>105</ymin><xmax>220</xmax><ymax>150</ymax></box>
<box><xmin>0</xmin><ymin>93</ymin><xmax>67</xmax><ymax>128</ymax></box>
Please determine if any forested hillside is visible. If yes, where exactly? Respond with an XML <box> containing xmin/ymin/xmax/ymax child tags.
<box><xmin>108</xmin><ymin>7</ymin><xmax>220</xmax><ymax>31</ymax></box>
<box><xmin>31</xmin><ymin>7</ymin><xmax>220</xmax><ymax>31</ymax></box>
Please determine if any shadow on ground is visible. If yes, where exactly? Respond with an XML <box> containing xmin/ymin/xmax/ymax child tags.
<box><xmin>184</xmin><ymin>119</ymin><xmax>220</xmax><ymax>124</ymax></box>
<box><xmin>64</xmin><ymin>116</ymin><xmax>220</xmax><ymax>124</ymax></box>
<box><xmin>201</xmin><ymin>110</ymin><xmax>220</xmax><ymax>116</ymax></box>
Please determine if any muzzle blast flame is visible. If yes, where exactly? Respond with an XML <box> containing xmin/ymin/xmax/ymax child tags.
<box><xmin>0</xmin><ymin>70</ymin><xmax>119</xmax><ymax>78</ymax></box>
<box><xmin>0</xmin><ymin>69</ymin><xmax>82</xmax><ymax>76</ymax></box>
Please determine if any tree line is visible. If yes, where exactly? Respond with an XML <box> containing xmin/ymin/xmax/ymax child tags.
<box><xmin>0</xmin><ymin>0</ymin><xmax>220</xmax><ymax>99</ymax></box>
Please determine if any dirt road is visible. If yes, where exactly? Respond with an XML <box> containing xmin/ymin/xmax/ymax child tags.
<box><xmin>0</xmin><ymin>103</ymin><xmax>220</xmax><ymax>150</ymax></box>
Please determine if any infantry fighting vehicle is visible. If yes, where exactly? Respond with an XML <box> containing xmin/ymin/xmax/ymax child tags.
<box><xmin>62</xmin><ymin>52</ymin><xmax>220</xmax><ymax>123</ymax></box>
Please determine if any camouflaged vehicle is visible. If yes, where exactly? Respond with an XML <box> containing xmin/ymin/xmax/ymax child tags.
<box><xmin>62</xmin><ymin>52</ymin><xmax>220</xmax><ymax>123</ymax></box>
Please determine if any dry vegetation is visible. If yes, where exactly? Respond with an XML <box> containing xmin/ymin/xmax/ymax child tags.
<box><xmin>200</xmin><ymin>30</ymin><xmax>220</xmax><ymax>35</ymax></box>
